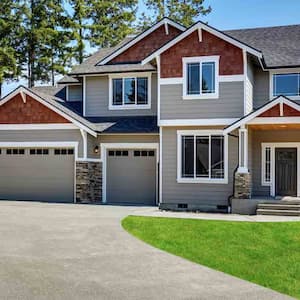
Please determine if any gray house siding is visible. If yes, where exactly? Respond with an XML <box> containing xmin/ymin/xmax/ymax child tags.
<box><xmin>250</xmin><ymin>129</ymin><xmax>300</xmax><ymax>196</ymax></box>
<box><xmin>161</xmin><ymin>127</ymin><xmax>238</xmax><ymax>208</ymax></box>
<box><xmin>0</xmin><ymin>130</ymin><xmax>84</xmax><ymax>157</ymax></box>
<box><xmin>85</xmin><ymin>73</ymin><xmax>157</xmax><ymax>117</ymax></box>
<box><xmin>253</xmin><ymin>68</ymin><xmax>270</xmax><ymax>109</ymax></box>
<box><xmin>160</xmin><ymin>82</ymin><xmax>244</xmax><ymax>119</ymax></box>
<box><xmin>68</xmin><ymin>85</ymin><xmax>82</xmax><ymax>102</ymax></box>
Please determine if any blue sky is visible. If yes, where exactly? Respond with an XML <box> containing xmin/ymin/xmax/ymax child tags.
<box><xmin>3</xmin><ymin>0</ymin><xmax>300</xmax><ymax>96</ymax></box>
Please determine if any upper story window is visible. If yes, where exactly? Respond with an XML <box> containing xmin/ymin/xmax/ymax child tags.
<box><xmin>109</xmin><ymin>73</ymin><xmax>151</xmax><ymax>110</ymax></box>
<box><xmin>183</xmin><ymin>56</ymin><xmax>219</xmax><ymax>100</ymax></box>
<box><xmin>272</xmin><ymin>73</ymin><xmax>300</xmax><ymax>98</ymax></box>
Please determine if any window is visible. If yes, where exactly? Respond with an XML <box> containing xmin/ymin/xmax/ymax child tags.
<box><xmin>6</xmin><ymin>148</ymin><xmax>25</xmax><ymax>155</ymax></box>
<box><xmin>273</xmin><ymin>73</ymin><xmax>300</xmax><ymax>97</ymax></box>
<box><xmin>108</xmin><ymin>150</ymin><xmax>128</xmax><ymax>157</ymax></box>
<box><xmin>30</xmin><ymin>149</ymin><xmax>49</xmax><ymax>155</ymax></box>
<box><xmin>134</xmin><ymin>150</ymin><xmax>155</xmax><ymax>157</ymax></box>
<box><xmin>183</xmin><ymin>56</ymin><xmax>219</xmax><ymax>99</ymax></box>
<box><xmin>54</xmin><ymin>148</ymin><xmax>74</xmax><ymax>155</ymax></box>
<box><xmin>178</xmin><ymin>131</ymin><xmax>227</xmax><ymax>183</ymax></box>
<box><xmin>262</xmin><ymin>146</ymin><xmax>272</xmax><ymax>186</ymax></box>
<box><xmin>110</xmin><ymin>73</ymin><xmax>151</xmax><ymax>109</ymax></box>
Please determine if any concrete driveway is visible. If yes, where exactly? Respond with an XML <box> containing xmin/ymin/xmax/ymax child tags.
<box><xmin>0</xmin><ymin>202</ymin><xmax>291</xmax><ymax>300</ymax></box>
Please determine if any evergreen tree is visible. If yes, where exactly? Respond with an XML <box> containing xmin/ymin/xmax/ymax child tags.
<box><xmin>141</xmin><ymin>0</ymin><xmax>211</xmax><ymax>29</ymax></box>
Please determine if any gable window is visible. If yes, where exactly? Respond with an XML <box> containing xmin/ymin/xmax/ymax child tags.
<box><xmin>183</xmin><ymin>56</ymin><xmax>219</xmax><ymax>100</ymax></box>
<box><xmin>110</xmin><ymin>73</ymin><xmax>151</xmax><ymax>109</ymax></box>
<box><xmin>272</xmin><ymin>73</ymin><xmax>300</xmax><ymax>98</ymax></box>
<box><xmin>177</xmin><ymin>130</ymin><xmax>227</xmax><ymax>183</ymax></box>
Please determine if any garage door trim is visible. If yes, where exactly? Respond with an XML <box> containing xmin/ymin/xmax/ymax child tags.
<box><xmin>0</xmin><ymin>141</ymin><xmax>78</xmax><ymax>203</ymax></box>
<box><xmin>101</xmin><ymin>143</ymin><xmax>159</xmax><ymax>204</ymax></box>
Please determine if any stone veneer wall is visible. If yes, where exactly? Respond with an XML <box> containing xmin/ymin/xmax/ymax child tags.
<box><xmin>234</xmin><ymin>172</ymin><xmax>251</xmax><ymax>199</ymax></box>
<box><xmin>76</xmin><ymin>161</ymin><xmax>102</xmax><ymax>203</ymax></box>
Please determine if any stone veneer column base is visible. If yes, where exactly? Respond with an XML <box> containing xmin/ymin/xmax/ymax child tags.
<box><xmin>234</xmin><ymin>172</ymin><xmax>251</xmax><ymax>199</ymax></box>
<box><xmin>76</xmin><ymin>161</ymin><xmax>102</xmax><ymax>203</ymax></box>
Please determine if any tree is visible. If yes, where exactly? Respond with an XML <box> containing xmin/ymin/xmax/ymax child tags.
<box><xmin>67</xmin><ymin>0</ymin><xmax>138</xmax><ymax>64</ymax></box>
<box><xmin>140</xmin><ymin>0</ymin><xmax>211</xmax><ymax>29</ymax></box>
<box><xmin>0</xmin><ymin>0</ymin><xmax>22</xmax><ymax>97</ymax></box>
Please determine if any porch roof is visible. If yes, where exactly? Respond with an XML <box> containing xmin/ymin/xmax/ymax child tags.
<box><xmin>224</xmin><ymin>96</ymin><xmax>300</xmax><ymax>134</ymax></box>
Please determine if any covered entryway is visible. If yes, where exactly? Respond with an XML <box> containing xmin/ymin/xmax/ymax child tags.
<box><xmin>106</xmin><ymin>148</ymin><xmax>157</xmax><ymax>205</ymax></box>
<box><xmin>275</xmin><ymin>148</ymin><xmax>297</xmax><ymax>196</ymax></box>
<box><xmin>0</xmin><ymin>147</ymin><xmax>74</xmax><ymax>202</ymax></box>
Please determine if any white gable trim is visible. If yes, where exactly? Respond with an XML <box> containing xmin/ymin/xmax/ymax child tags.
<box><xmin>1</xmin><ymin>86</ymin><xmax>97</xmax><ymax>137</ymax></box>
<box><xmin>97</xmin><ymin>18</ymin><xmax>185</xmax><ymax>66</ymax></box>
<box><xmin>224</xmin><ymin>96</ymin><xmax>300</xmax><ymax>134</ymax></box>
<box><xmin>142</xmin><ymin>22</ymin><xmax>263</xmax><ymax>65</ymax></box>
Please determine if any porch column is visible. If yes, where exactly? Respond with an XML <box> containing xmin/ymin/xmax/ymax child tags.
<box><xmin>238</xmin><ymin>125</ymin><xmax>248</xmax><ymax>173</ymax></box>
<box><xmin>234</xmin><ymin>125</ymin><xmax>251</xmax><ymax>199</ymax></box>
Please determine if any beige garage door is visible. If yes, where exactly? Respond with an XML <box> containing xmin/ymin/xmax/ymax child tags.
<box><xmin>0</xmin><ymin>148</ymin><xmax>74</xmax><ymax>202</ymax></box>
<box><xmin>107</xmin><ymin>149</ymin><xmax>157</xmax><ymax>205</ymax></box>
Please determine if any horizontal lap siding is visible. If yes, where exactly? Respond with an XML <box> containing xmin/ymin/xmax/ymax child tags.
<box><xmin>253</xmin><ymin>68</ymin><xmax>269</xmax><ymax>109</ymax></box>
<box><xmin>251</xmin><ymin>129</ymin><xmax>300</xmax><ymax>196</ymax></box>
<box><xmin>85</xmin><ymin>74</ymin><xmax>157</xmax><ymax>117</ymax></box>
<box><xmin>161</xmin><ymin>127</ymin><xmax>238</xmax><ymax>206</ymax></box>
<box><xmin>0</xmin><ymin>130</ymin><xmax>84</xmax><ymax>157</ymax></box>
<box><xmin>160</xmin><ymin>82</ymin><xmax>244</xmax><ymax>119</ymax></box>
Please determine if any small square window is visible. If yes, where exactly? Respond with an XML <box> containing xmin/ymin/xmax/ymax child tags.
<box><xmin>148</xmin><ymin>151</ymin><xmax>155</xmax><ymax>157</ymax></box>
<box><xmin>122</xmin><ymin>151</ymin><xmax>128</xmax><ymax>156</ymax></box>
<box><xmin>134</xmin><ymin>151</ymin><xmax>141</xmax><ymax>157</ymax></box>
<box><xmin>43</xmin><ymin>149</ymin><xmax>49</xmax><ymax>155</ymax></box>
<box><xmin>54</xmin><ymin>149</ymin><xmax>61</xmax><ymax>155</ymax></box>
<box><xmin>116</xmin><ymin>150</ymin><xmax>122</xmax><ymax>156</ymax></box>
<box><xmin>6</xmin><ymin>149</ymin><xmax>12</xmax><ymax>155</ymax></box>
<box><xmin>61</xmin><ymin>149</ymin><xmax>67</xmax><ymax>155</ymax></box>
<box><xmin>67</xmin><ymin>149</ymin><xmax>74</xmax><ymax>155</ymax></box>
<box><xmin>141</xmin><ymin>151</ymin><xmax>147</xmax><ymax>157</ymax></box>
<box><xmin>108</xmin><ymin>150</ymin><xmax>115</xmax><ymax>156</ymax></box>
<box><xmin>30</xmin><ymin>149</ymin><xmax>36</xmax><ymax>155</ymax></box>
<box><xmin>13</xmin><ymin>149</ymin><xmax>18</xmax><ymax>155</ymax></box>
<box><xmin>37</xmin><ymin>149</ymin><xmax>42</xmax><ymax>155</ymax></box>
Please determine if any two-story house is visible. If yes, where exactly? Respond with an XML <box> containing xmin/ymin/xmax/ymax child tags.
<box><xmin>1</xmin><ymin>18</ymin><xmax>300</xmax><ymax>214</ymax></box>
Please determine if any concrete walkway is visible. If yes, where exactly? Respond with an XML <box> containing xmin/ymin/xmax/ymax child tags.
<box><xmin>0</xmin><ymin>202</ymin><xmax>293</xmax><ymax>300</ymax></box>
<box><xmin>133</xmin><ymin>207</ymin><xmax>300</xmax><ymax>222</ymax></box>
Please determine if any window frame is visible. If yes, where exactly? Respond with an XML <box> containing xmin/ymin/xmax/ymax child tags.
<box><xmin>109</xmin><ymin>72</ymin><xmax>152</xmax><ymax>110</ymax></box>
<box><xmin>177</xmin><ymin>130</ymin><xmax>228</xmax><ymax>184</ymax></box>
<box><xmin>270</xmin><ymin>69</ymin><xmax>300</xmax><ymax>101</ymax></box>
<box><xmin>182</xmin><ymin>56</ymin><xmax>220</xmax><ymax>100</ymax></box>
<box><xmin>261</xmin><ymin>146</ymin><xmax>272</xmax><ymax>186</ymax></box>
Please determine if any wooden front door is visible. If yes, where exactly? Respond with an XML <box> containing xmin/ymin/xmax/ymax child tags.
<box><xmin>275</xmin><ymin>148</ymin><xmax>297</xmax><ymax>196</ymax></box>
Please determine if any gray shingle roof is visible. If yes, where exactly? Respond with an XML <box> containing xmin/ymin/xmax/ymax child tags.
<box><xmin>225</xmin><ymin>24</ymin><xmax>300</xmax><ymax>68</ymax></box>
<box><xmin>69</xmin><ymin>37</ymin><xmax>156</xmax><ymax>75</ymax></box>
<box><xmin>57</xmin><ymin>75</ymin><xmax>80</xmax><ymax>84</ymax></box>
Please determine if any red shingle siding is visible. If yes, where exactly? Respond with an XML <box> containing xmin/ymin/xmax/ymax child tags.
<box><xmin>0</xmin><ymin>94</ymin><xmax>70</xmax><ymax>124</ymax></box>
<box><xmin>283</xmin><ymin>104</ymin><xmax>300</xmax><ymax>116</ymax></box>
<box><xmin>160</xmin><ymin>30</ymin><xmax>244</xmax><ymax>78</ymax></box>
<box><xmin>111</xmin><ymin>25</ymin><xmax>182</xmax><ymax>63</ymax></box>
<box><xmin>258</xmin><ymin>104</ymin><xmax>280</xmax><ymax>117</ymax></box>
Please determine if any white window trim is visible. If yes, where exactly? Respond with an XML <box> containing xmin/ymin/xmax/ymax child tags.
<box><xmin>182</xmin><ymin>56</ymin><xmax>219</xmax><ymax>100</ymax></box>
<box><xmin>269</xmin><ymin>69</ymin><xmax>300</xmax><ymax>101</ymax></box>
<box><xmin>177</xmin><ymin>130</ymin><xmax>228</xmax><ymax>184</ymax></box>
<box><xmin>261</xmin><ymin>145</ymin><xmax>272</xmax><ymax>186</ymax></box>
<box><xmin>261</xmin><ymin>142</ymin><xmax>300</xmax><ymax>197</ymax></box>
<box><xmin>108</xmin><ymin>72</ymin><xmax>152</xmax><ymax>110</ymax></box>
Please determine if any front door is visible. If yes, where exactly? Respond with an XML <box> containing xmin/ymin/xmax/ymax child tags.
<box><xmin>275</xmin><ymin>148</ymin><xmax>297</xmax><ymax>196</ymax></box>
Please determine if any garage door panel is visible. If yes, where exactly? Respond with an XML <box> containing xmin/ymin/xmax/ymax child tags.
<box><xmin>0</xmin><ymin>148</ymin><xmax>74</xmax><ymax>202</ymax></box>
<box><xmin>107</xmin><ymin>149</ymin><xmax>156</xmax><ymax>205</ymax></box>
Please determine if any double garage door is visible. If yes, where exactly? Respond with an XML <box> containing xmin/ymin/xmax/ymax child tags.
<box><xmin>0</xmin><ymin>147</ymin><xmax>74</xmax><ymax>202</ymax></box>
<box><xmin>106</xmin><ymin>149</ymin><xmax>157</xmax><ymax>205</ymax></box>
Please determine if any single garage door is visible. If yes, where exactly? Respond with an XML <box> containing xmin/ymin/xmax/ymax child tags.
<box><xmin>0</xmin><ymin>147</ymin><xmax>74</xmax><ymax>202</ymax></box>
<box><xmin>107</xmin><ymin>149</ymin><xmax>157</xmax><ymax>205</ymax></box>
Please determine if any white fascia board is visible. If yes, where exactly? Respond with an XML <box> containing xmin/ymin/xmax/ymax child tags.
<box><xmin>224</xmin><ymin>96</ymin><xmax>300</xmax><ymax>133</ymax></box>
<box><xmin>97</xmin><ymin>19</ymin><xmax>185</xmax><ymax>66</ymax></box>
<box><xmin>1</xmin><ymin>86</ymin><xmax>97</xmax><ymax>137</ymax></box>
<box><xmin>142</xmin><ymin>22</ymin><xmax>263</xmax><ymax>65</ymax></box>
<box><xmin>159</xmin><ymin>118</ymin><xmax>238</xmax><ymax>127</ymax></box>
<box><xmin>249</xmin><ymin>117</ymin><xmax>300</xmax><ymax>125</ymax></box>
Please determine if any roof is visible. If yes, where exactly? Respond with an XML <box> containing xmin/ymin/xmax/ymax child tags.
<box><xmin>225</xmin><ymin>24</ymin><xmax>300</xmax><ymax>68</ymax></box>
<box><xmin>86</xmin><ymin>116</ymin><xmax>159</xmax><ymax>133</ymax></box>
<box><xmin>69</xmin><ymin>37</ymin><xmax>156</xmax><ymax>75</ymax></box>
<box><xmin>57</xmin><ymin>75</ymin><xmax>80</xmax><ymax>84</ymax></box>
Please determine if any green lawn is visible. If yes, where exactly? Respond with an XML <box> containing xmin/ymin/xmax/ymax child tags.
<box><xmin>122</xmin><ymin>216</ymin><xmax>300</xmax><ymax>298</ymax></box>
